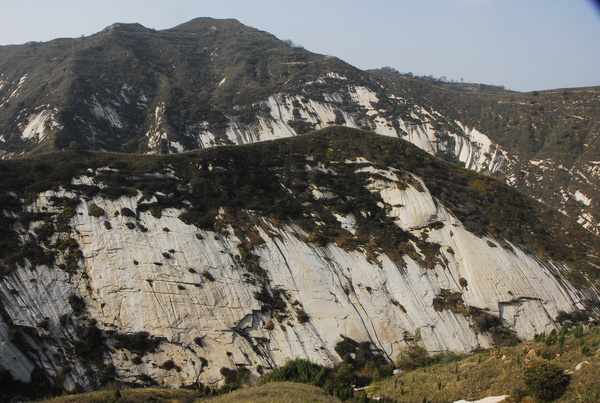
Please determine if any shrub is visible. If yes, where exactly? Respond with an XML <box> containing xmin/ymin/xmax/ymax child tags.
<box><xmin>555</xmin><ymin>310</ymin><xmax>589</xmax><ymax>325</ymax></box>
<box><xmin>297</xmin><ymin>309</ymin><xmax>310</xmax><ymax>324</ymax></box>
<box><xmin>545</xmin><ymin>329</ymin><xmax>558</xmax><ymax>346</ymax></box>
<box><xmin>260</xmin><ymin>358</ymin><xmax>328</xmax><ymax>386</ymax></box>
<box><xmin>74</xmin><ymin>321</ymin><xmax>105</xmax><ymax>365</ymax></box>
<box><xmin>68</xmin><ymin>294</ymin><xmax>86</xmax><ymax>316</ymax></box>
<box><xmin>37</xmin><ymin>318</ymin><xmax>49</xmax><ymax>330</ymax></box>
<box><xmin>396</xmin><ymin>343</ymin><xmax>431</xmax><ymax>371</ymax></box>
<box><xmin>159</xmin><ymin>359</ymin><xmax>179</xmax><ymax>371</ymax></box>
<box><xmin>113</xmin><ymin>332</ymin><xmax>160</xmax><ymax>355</ymax></box>
<box><xmin>120</xmin><ymin>207</ymin><xmax>136</xmax><ymax>217</ymax></box>
<box><xmin>219</xmin><ymin>366</ymin><xmax>250</xmax><ymax>389</ymax></box>
<box><xmin>88</xmin><ymin>203</ymin><xmax>105</xmax><ymax>217</ymax></box>
<box><xmin>523</xmin><ymin>362</ymin><xmax>570</xmax><ymax>402</ymax></box>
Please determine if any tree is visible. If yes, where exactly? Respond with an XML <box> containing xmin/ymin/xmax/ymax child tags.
<box><xmin>523</xmin><ymin>362</ymin><xmax>570</xmax><ymax>402</ymax></box>
<box><xmin>396</xmin><ymin>343</ymin><xmax>431</xmax><ymax>371</ymax></box>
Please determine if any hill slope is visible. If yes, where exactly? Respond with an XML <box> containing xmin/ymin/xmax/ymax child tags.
<box><xmin>0</xmin><ymin>127</ymin><xmax>598</xmax><ymax>396</ymax></box>
<box><xmin>1</xmin><ymin>18</ymin><xmax>599</xmax><ymax>235</ymax></box>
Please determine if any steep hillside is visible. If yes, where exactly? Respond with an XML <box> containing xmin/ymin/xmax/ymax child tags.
<box><xmin>0</xmin><ymin>128</ymin><xmax>598</xmax><ymax>397</ymax></box>
<box><xmin>0</xmin><ymin>18</ymin><xmax>362</xmax><ymax>155</ymax></box>
<box><xmin>1</xmin><ymin>18</ymin><xmax>599</xmax><ymax>233</ymax></box>
<box><xmin>369</xmin><ymin>69</ymin><xmax>600</xmax><ymax>234</ymax></box>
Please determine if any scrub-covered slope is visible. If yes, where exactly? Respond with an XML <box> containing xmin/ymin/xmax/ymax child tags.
<box><xmin>0</xmin><ymin>127</ymin><xmax>598</xmax><ymax>395</ymax></box>
<box><xmin>1</xmin><ymin>18</ymin><xmax>600</xmax><ymax>234</ymax></box>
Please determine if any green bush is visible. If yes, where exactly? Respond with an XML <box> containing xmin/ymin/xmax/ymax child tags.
<box><xmin>396</xmin><ymin>343</ymin><xmax>431</xmax><ymax>371</ymax></box>
<box><xmin>523</xmin><ymin>362</ymin><xmax>570</xmax><ymax>402</ymax></box>
<box><xmin>68</xmin><ymin>293</ymin><xmax>86</xmax><ymax>316</ymax></box>
<box><xmin>159</xmin><ymin>359</ymin><xmax>179</xmax><ymax>371</ymax></box>
<box><xmin>74</xmin><ymin>321</ymin><xmax>105</xmax><ymax>365</ymax></box>
<box><xmin>120</xmin><ymin>207</ymin><xmax>136</xmax><ymax>217</ymax></box>
<box><xmin>87</xmin><ymin>203</ymin><xmax>105</xmax><ymax>217</ymax></box>
<box><xmin>261</xmin><ymin>357</ymin><xmax>328</xmax><ymax>386</ymax></box>
<box><xmin>297</xmin><ymin>309</ymin><xmax>310</xmax><ymax>324</ymax></box>
<box><xmin>113</xmin><ymin>332</ymin><xmax>160</xmax><ymax>355</ymax></box>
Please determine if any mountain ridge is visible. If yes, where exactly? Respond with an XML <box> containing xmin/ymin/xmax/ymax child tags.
<box><xmin>0</xmin><ymin>127</ymin><xmax>598</xmax><ymax>395</ymax></box>
<box><xmin>1</xmin><ymin>18</ymin><xmax>599</xmax><ymax>237</ymax></box>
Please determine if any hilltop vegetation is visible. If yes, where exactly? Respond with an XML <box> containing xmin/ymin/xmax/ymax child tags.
<box><xmin>1</xmin><ymin>127</ymin><xmax>599</xmax><ymax>288</ymax></box>
<box><xmin>1</xmin><ymin>17</ymin><xmax>599</xmax><ymax>237</ymax></box>
<box><xmin>0</xmin><ymin>18</ymin><xmax>362</xmax><ymax>154</ymax></box>
<box><xmin>0</xmin><ymin>126</ymin><xmax>598</xmax><ymax>399</ymax></box>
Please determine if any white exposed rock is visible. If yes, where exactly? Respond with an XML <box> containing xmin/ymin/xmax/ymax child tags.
<box><xmin>0</xmin><ymin>167</ymin><xmax>589</xmax><ymax>391</ymax></box>
<box><xmin>349</xmin><ymin>86</ymin><xmax>379</xmax><ymax>110</ymax></box>
<box><xmin>162</xmin><ymin>87</ymin><xmax>506</xmax><ymax>186</ymax></box>
<box><xmin>332</xmin><ymin>212</ymin><xmax>358</xmax><ymax>235</ymax></box>
<box><xmin>455</xmin><ymin>122</ymin><xmax>505</xmax><ymax>174</ymax></box>
<box><xmin>454</xmin><ymin>396</ymin><xmax>507</xmax><ymax>403</ymax></box>
<box><xmin>310</xmin><ymin>185</ymin><xmax>337</xmax><ymax>201</ymax></box>
<box><xmin>326</xmin><ymin>72</ymin><xmax>348</xmax><ymax>80</ymax></box>
<box><xmin>571</xmin><ymin>190</ymin><xmax>592</xmax><ymax>206</ymax></box>
<box><xmin>21</xmin><ymin>108</ymin><xmax>52</xmax><ymax>140</ymax></box>
<box><xmin>146</xmin><ymin>103</ymin><xmax>168</xmax><ymax>151</ymax></box>
<box><xmin>0</xmin><ymin>321</ymin><xmax>35</xmax><ymax>383</ymax></box>
<box><xmin>7</xmin><ymin>74</ymin><xmax>28</xmax><ymax>101</ymax></box>
<box><xmin>87</xmin><ymin>95</ymin><xmax>123</xmax><ymax>128</ymax></box>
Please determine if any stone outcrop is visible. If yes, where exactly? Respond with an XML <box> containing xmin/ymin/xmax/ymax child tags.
<box><xmin>0</xmin><ymin>155</ymin><xmax>591</xmax><ymax>392</ymax></box>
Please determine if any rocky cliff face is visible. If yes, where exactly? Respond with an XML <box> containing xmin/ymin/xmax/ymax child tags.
<box><xmin>0</xmin><ymin>129</ymin><xmax>597</xmax><ymax>393</ymax></box>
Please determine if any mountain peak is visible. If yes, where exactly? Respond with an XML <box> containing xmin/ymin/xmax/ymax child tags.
<box><xmin>99</xmin><ymin>21</ymin><xmax>153</xmax><ymax>36</ymax></box>
<box><xmin>168</xmin><ymin>17</ymin><xmax>249</xmax><ymax>33</ymax></box>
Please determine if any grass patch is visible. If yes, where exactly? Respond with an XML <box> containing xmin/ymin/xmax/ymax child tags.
<box><xmin>368</xmin><ymin>325</ymin><xmax>600</xmax><ymax>402</ymax></box>
<box><xmin>207</xmin><ymin>381</ymin><xmax>340</xmax><ymax>402</ymax></box>
<box><xmin>42</xmin><ymin>387</ymin><xmax>201</xmax><ymax>403</ymax></box>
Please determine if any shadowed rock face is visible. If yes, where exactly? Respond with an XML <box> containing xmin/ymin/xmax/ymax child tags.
<box><xmin>0</xmin><ymin>129</ymin><xmax>596</xmax><ymax>392</ymax></box>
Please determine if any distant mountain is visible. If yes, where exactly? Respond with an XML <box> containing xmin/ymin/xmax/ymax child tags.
<box><xmin>0</xmin><ymin>18</ymin><xmax>361</xmax><ymax>154</ymax></box>
<box><xmin>0</xmin><ymin>18</ymin><xmax>599</xmax><ymax>235</ymax></box>
<box><xmin>0</xmin><ymin>127</ymin><xmax>598</xmax><ymax>396</ymax></box>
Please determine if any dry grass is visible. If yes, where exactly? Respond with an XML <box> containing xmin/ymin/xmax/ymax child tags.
<box><xmin>204</xmin><ymin>382</ymin><xmax>341</xmax><ymax>402</ymax></box>
<box><xmin>40</xmin><ymin>382</ymin><xmax>340</xmax><ymax>403</ymax></box>
<box><xmin>367</xmin><ymin>325</ymin><xmax>600</xmax><ymax>402</ymax></box>
<box><xmin>40</xmin><ymin>387</ymin><xmax>200</xmax><ymax>403</ymax></box>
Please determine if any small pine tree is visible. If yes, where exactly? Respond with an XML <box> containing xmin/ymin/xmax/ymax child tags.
<box><xmin>523</xmin><ymin>362</ymin><xmax>570</xmax><ymax>402</ymax></box>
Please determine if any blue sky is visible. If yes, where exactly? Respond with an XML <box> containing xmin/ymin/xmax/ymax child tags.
<box><xmin>1</xmin><ymin>0</ymin><xmax>598</xmax><ymax>92</ymax></box>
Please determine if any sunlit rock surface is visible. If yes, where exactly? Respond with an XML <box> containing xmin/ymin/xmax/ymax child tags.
<box><xmin>0</xmin><ymin>162</ymin><xmax>588</xmax><ymax>391</ymax></box>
